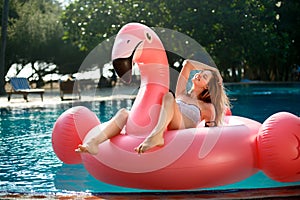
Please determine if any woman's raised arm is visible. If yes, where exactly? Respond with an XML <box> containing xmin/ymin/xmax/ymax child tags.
<box><xmin>175</xmin><ymin>60</ymin><xmax>193</xmax><ymax>97</ymax></box>
<box><xmin>184</xmin><ymin>59</ymin><xmax>223</xmax><ymax>84</ymax></box>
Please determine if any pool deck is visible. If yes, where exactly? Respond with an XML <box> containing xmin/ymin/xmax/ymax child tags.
<box><xmin>1</xmin><ymin>81</ymin><xmax>299</xmax><ymax>109</ymax></box>
<box><xmin>1</xmin><ymin>186</ymin><xmax>300</xmax><ymax>199</ymax></box>
<box><xmin>0</xmin><ymin>85</ymin><xmax>138</xmax><ymax>109</ymax></box>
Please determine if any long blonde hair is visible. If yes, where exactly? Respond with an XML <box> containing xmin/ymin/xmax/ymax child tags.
<box><xmin>189</xmin><ymin>70</ymin><xmax>230</xmax><ymax>126</ymax></box>
<box><xmin>206</xmin><ymin>71</ymin><xmax>230</xmax><ymax>126</ymax></box>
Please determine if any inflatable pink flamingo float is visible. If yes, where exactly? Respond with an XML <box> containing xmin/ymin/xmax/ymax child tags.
<box><xmin>52</xmin><ymin>23</ymin><xmax>300</xmax><ymax>190</ymax></box>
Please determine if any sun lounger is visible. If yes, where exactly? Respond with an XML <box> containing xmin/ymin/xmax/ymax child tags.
<box><xmin>59</xmin><ymin>79</ymin><xmax>81</xmax><ymax>101</ymax></box>
<box><xmin>7</xmin><ymin>77</ymin><xmax>45</xmax><ymax>102</ymax></box>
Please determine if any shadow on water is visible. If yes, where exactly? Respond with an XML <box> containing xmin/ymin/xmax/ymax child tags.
<box><xmin>54</xmin><ymin>163</ymin><xmax>142</xmax><ymax>193</ymax></box>
<box><xmin>53</xmin><ymin>163</ymin><xmax>300</xmax><ymax>194</ymax></box>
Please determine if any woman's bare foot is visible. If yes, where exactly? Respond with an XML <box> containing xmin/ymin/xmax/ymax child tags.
<box><xmin>75</xmin><ymin>138</ymin><xmax>99</xmax><ymax>155</ymax></box>
<box><xmin>134</xmin><ymin>134</ymin><xmax>164</xmax><ymax>154</ymax></box>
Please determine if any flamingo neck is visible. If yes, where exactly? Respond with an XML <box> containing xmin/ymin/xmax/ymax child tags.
<box><xmin>139</xmin><ymin>63</ymin><xmax>169</xmax><ymax>88</ymax></box>
<box><xmin>125</xmin><ymin>62</ymin><xmax>169</xmax><ymax>137</ymax></box>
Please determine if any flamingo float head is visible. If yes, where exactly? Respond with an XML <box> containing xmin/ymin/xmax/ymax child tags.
<box><xmin>112</xmin><ymin>22</ymin><xmax>168</xmax><ymax>84</ymax></box>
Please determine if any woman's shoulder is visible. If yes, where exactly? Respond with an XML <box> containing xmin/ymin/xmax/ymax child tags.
<box><xmin>175</xmin><ymin>93</ymin><xmax>188</xmax><ymax>100</ymax></box>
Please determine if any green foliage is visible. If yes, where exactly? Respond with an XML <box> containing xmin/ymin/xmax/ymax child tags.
<box><xmin>8</xmin><ymin>0</ymin><xmax>62</xmax><ymax>61</ymax></box>
<box><xmin>61</xmin><ymin>0</ymin><xmax>172</xmax><ymax>51</ymax></box>
<box><xmin>1</xmin><ymin>0</ymin><xmax>299</xmax><ymax>83</ymax></box>
<box><xmin>3</xmin><ymin>0</ymin><xmax>85</xmax><ymax>83</ymax></box>
<box><xmin>62</xmin><ymin>0</ymin><xmax>300</xmax><ymax>81</ymax></box>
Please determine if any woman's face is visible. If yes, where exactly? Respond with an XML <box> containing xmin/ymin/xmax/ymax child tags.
<box><xmin>192</xmin><ymin>70</ymin><xmax>212</xmax><ymax>89</ymax></box>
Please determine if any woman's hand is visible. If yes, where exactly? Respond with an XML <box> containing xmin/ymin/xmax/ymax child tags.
<box><xmin>184</xmin><ymin>59</ymin><xmax>217</xmax><ymax>72</ymax></box>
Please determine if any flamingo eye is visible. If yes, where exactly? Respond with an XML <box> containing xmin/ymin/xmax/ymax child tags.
<box><xmin>127</xmin><ymin>40</ymin><xmax>130</xmax><ymax>44</ymax></box>
<box><xmin>144</xmin><ymin>31</ymin><xmax>152</xmax><ymax>43</ymax></box>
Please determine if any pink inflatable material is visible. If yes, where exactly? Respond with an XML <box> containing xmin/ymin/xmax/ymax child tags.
<box><xmin>52</xmin><ymin>23</ymin><xmax>300</xmax><ymax>190</ymax></box>
<box><xmin>257</xmin><ymin>112</ymin><xmax>300</xmax><ymax>182</ymax></box>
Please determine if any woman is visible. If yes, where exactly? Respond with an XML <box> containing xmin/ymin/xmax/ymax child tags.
<box><xmin>76</xmin><ymin>59</ymin><xmax>230</xmax><ymax>154</ymax></box>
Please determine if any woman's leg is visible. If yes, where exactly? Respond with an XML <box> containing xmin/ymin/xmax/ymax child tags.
<box><xmin>75</xmin><ymin>108</ymin><xmax>129</xmax><ymax>155</ymax></box>
<box><xmin>135</xmin><ymin>92</ymin><xmax>183</xmax><ymax>154</ymax></box>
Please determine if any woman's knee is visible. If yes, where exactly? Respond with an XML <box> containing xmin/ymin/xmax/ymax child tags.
<box><xmin>116</xmin><ymin>108</ymin><xmax>129</xmax><ymax>121</ymax></box>
<box><xmin>113</xmin><ymin>108</ymin><xmax>129</xmax><ymax>129</ymax></box>
<box><xmin>162</xmin><ymin>92</ymin><xmax>175</xmax><ymax>104</ymax></box>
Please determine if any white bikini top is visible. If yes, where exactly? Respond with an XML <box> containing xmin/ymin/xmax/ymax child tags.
<box><xmin>175</xmin><ymin>99</ymin><xmax>201</xmax><ymax>124</ymax></box>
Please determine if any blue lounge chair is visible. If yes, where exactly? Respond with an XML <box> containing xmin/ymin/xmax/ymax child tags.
<box><xmin>7</xmin><ymin>77</ymin><xmax>45</xmax><ymax>102</ymax></box>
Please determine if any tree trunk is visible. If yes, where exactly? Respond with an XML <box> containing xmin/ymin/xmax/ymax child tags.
<box><xmin>0</xmin><ymin>0</ymin><xmax>9</xmax><ymax>95</ymax></box>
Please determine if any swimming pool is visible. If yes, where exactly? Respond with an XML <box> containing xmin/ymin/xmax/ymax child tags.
<box><xmin>1</xmin><ymin>83</ymin><xmax>300</xmax><ymax>195</ymax></box>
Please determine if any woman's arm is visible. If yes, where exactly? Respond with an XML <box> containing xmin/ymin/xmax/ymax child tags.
<box><xmin>184</xmin><ymin>59</ymin><xmax>223</xmax><ymax>84</ymax></box>
<box><xmin>175</xmin><ymin>60</ymin><xmax>193</xmax><ymax>96</ymax></box>
<box><xmin>175</xmin><ymin>59</ymin><xmax>223</xmax><ymax>97</ymax></box>
<box><xmin>184</xmin><ymin>59</ymin><xmax>217</xmax><ymax>71</ymax></box>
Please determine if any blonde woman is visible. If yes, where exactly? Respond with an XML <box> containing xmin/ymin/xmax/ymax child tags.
<box><xmin>76</xmin><ymin>59</ymin><xmax>230</xmax><ymax>154</ymax></box>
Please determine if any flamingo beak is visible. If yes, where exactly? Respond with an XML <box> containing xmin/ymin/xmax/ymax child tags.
<box><xmin>112</xmin><ymin>56</ymin><xmax>133</xmax><ymax>84</ymax></box>
<box><xmin>112</xmin><ymin>41</ymin><xmax>142</xmax><ymax>84</ymax></box>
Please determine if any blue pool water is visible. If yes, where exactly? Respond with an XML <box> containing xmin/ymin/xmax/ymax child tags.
<box><xmin>0</xmin><ymin>83</ymin><xmax>300</xmax><ymax>195</ymax></box>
